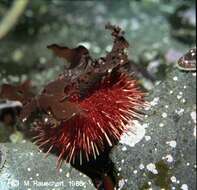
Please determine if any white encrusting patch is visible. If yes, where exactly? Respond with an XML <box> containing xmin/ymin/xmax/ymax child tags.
<box><xmin>181</xmin><ymin>184</ymin><xmax>188</xmax><ymax>190</ymax></box>
<box><xmin>146</xmin><ymin>163</ymin><xmax>158</xmax><ymax>174</ymax></box>
<box><xmin>150</xmin><ymin>97</ymin><xmax>160</xmax><ymax>106</ymax></box>
<box><xmin>173</xmin><ymin>76</ymin><xmax>178</xmax><ymax>81</ymax></box>
<box><xmin>177</xmin><ymin>91</ymin><xmax>183</xmax><ymax>100</ymax></box>
<box><xmin>121</xmin><ymin>146</ymin><xmax>127</xmax><ymax>151</ymax></box>
<box><xmin>181</xmin><ymin>98</ymin><xmax>186</xmax><ymax>103</ymax></box>
<box><xmin>162</xmin><ymin>112</ymin><xmax>168</xmax><ymax>118</ymax></box>
<box><xmin>66</xmin><ymin>172</ymin><xmax>70</xmax><ymax>178</ymax></box>
<box><xmin>169</xmin><ymin>90</ymin><xmax>174</xmax><ymax>94</ymax></box>
<box><xmin>191</xmin><ymin>111</ymin><xmax>196</xmax><ymax>124</ymax></box>
<box><xmin>133</xmin><ymin>170</ymin><xmax>138</xmax><ymax>174</ymax></box>
<box><xmin>166</xmin><ymin>140</ymin><xmax>177</xmax><ymax>148</ymax></box>
<box><xmin>148</xmin><ymin>181</ymin><xmax>152</xmax><ymax>185</ymax></box>
<box><xmin>190</xmin><ymin>111</ymin><xmax>196</xmax><ymax>137</ymax></box>
<box><xmin>59</xmin><ymin>168</ymin><xmax>63</xmax><ymax>173</ymax></box>
<box><xmin>162</xmin><ymin>154</ymin><xmax>174</xmax><ymax>163</ymax></box>
<box><xmin>159</xmin><ymin>123</ymin><xmax>164</xmax><ymax>127</ymax></box>
<box><xmin>118</xmin><ymin>179</ymin><xmax>126</xmax><ymax>190</ymax></box>
<box><xmin>186</xmin><ymin>162</ymin><xmax>190</xmax><ymax>166</ymax></box>
<box><xmin>175</xmin><ymin>108</ymin><xmax>184</xmax><ymax>116</ymax></box>
<box><xmin>155</xmin><ymin>81</ymin><xmax>161</xmax><ymax>86</ymax></box>
<box><xmin>170</xmin><ymin>176</ymin><xmax>177</xmax><ymax>183</ymax></box>
<box><xmin>144</xmin><ymin>105</ymin><xmax>151</xmax><ymax>111</ymax></box>
<box><xmin>193</xmin><ymin>127</ymin><xmax>196</xmax><ymax>138</ymax></box>
<box><xmin>120</xmin><ymin>120</ymin><xmax>148</xmax><ymax>147</ymax></box>
<box><xmin>177</xmin><ymin>95</ymin><xmax>182</xmax><ymax>100</ymax></box>
<box><xmin>145</xmin><ymin>136</ymin><xmax>151</xmax><ymax>141</ymax></box>
<box><xmin>139</xmin><ymin>164</ymin><xmax>145</xmax><ymax>170</ymax></box>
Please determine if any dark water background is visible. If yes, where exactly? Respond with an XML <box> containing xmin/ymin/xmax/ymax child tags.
<box><xmin>0</xmin><ymin>0</ymin><xmax>195</xmax><ymax>87</ymax></box>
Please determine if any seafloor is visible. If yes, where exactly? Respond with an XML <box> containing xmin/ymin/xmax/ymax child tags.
<box><xmin>0</xmin><ymin>0</ymin><xmax>196</xmax><ymax>190</ymax></box>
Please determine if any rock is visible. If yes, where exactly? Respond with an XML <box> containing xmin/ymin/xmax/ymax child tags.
<box><xmin>0</xmin><ymin>142</ymin><xmax>94</xmax><ymax>190</ymax></box>
<box><xmin>111</xmin><ymin>68</ymin><xmax>196</xmax><ymax>190</ymax></box>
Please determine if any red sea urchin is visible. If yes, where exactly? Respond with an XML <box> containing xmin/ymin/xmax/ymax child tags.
<box><xmin>30</xmin><ymin>24</ymin><xmax>145</xmax><ymax>168</ymax></box>
<box><xmin>0</xmin><ymin>24</ymin><xmax>145</xmax><ymax>171</ymax></box>
<box><xmin>34</xmin><ymin>71</ymin><xmax>144</xmax><ymax>168</ymax></box>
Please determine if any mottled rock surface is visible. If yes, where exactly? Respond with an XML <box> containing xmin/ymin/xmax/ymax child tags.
<box><xmin>112</xmin><ymin>68</ymin><xmax>196</xmax><ymax>190</ymax></box>
<box><xmin>0</xmin><ymin>142</ymin><xmax>94</xmax><ymax>190</ymax></box>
